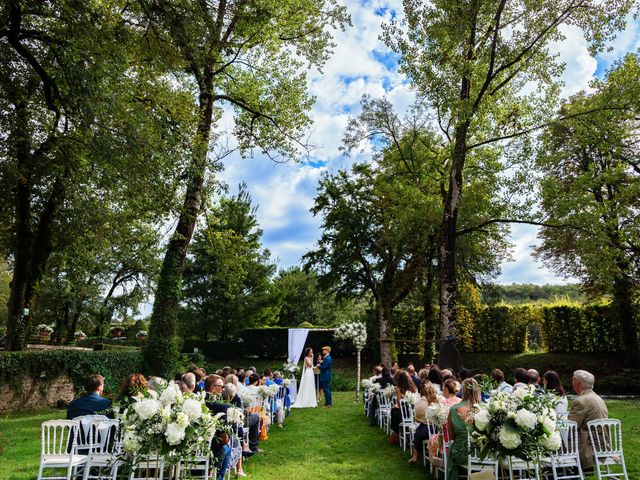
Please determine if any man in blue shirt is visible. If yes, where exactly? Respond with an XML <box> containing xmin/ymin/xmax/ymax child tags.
<box><xmin>66</xmin><ymin>375</ymin><xmax>112</xmax><ymax>419</ymax></box>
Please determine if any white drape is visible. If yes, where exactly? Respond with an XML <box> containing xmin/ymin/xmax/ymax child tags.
<box><xmin>287</xmin><ymin>328</ymin><xmax>309</xmax><ymax>366</ymax></box>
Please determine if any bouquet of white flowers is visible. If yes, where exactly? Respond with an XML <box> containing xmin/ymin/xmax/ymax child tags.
<box><xmin>382</xmin><ymin>384</ymin><xmax>396</xmax><ymax>398</ymax></box>
<box><xmin>282</xmin><ymin>359</ymin><xmax>299</xmax><ymax>376</ymax></box>
<box><xmin>118</xmin><ymin>381</ymin><xmax>223</xmax><ymax>466</ymax></box>
<box><xmin>283</xmin><ymin>379</ymin><xmax>291</xmax><ymax>387</ymax></box>
<box><xmin>426</xmin><ymin>403</ymin><xmax>450</xmax><ymax>425</ymax></box>
<box><xmin>239</xmin><ymin>391</ymin><xmax>256</xmax><ymax>408</ymax></box>
<box><xmin>404</xmin><ymin>391</ymin><xmax>421</xmax><ymax>405</ymax></box>
<box><xmin>258</xmin><ymin>385</ymin><xmax>278</xmax><ymax>398</ymax></box>
<box><xmin>470</xmin><ymin>386</ymin><xmax>562</xmax><ymax>462</ymax></box>
<box><xmin>333</xmin><ymin>322</ymin><xmax>367</xmax><ymax>350</ymax></box>
<box><xmin>370</xmin><ymin>383</ymin><xmax>382</xmax><ymax>394</ymax></box>
<box><xmin>226</xmin><ymin>407</ymin><xmax>245</xmax><ymax>426</ymax></box>
<box><xmin>361</xmin><ymin>379</ymin><xmax>373</xmax><ymax>390</ymax></box>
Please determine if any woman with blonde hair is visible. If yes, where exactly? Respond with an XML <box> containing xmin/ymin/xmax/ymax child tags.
<box><xmin>442</xmin><ymin>378</ymin><xmax>462</xmax><ymax>406</ymax></box>
<box><xmin>408</xmin><ymin>381</ymin><xmax>439</xmax><ymax>464</ymax></box>
<box><xmin>446</xmin><ymin>378</ymin><xmax>481</xmax><ymax>479</ymax></box>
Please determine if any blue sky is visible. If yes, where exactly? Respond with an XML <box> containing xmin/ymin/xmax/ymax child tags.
<box><xmin>217</xmin><ymin>2</ymin><xmax>640</xmax><ymax>286</ymax></box>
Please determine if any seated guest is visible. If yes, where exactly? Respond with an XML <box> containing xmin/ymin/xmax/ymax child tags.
<box><xmin>491</xmin><ymin>368</ymin><xmax>513</xmax><ymax>394</ymax></box>
<box><xmin>193</xmin><ymin>368</ymin><xmax>206</xmax><ymax>393</ymax></box>
<box><xmin>390</xmin><ymin>361</ymin><xmax>399</xmax><ymax>376</ymax></box>
<box><xmin>389</xmin><ymin>370</ymin><xmax>418</xmax><ymax>443</ymax></box>
<box><xmin>204</xmin><ymin>375</ymin><xmax>232</xmax><ymax>479</ymax></box>
<box><xmin>408</xmin><ymin>381</ymin><xmax>439</xmax><ymax>464</ymax></box>
<box><xmin>245</xmin><ymin>373</ymin><xmax>261</xmax><ymax>393</ymax></box>
<box><xmin>369</xmin><ymin>365</ymin><xmax>383</xmax><ymax>382</ymax></box>
<box><xmin>513</xmin><ymin>368</ymin><xmax>531</xmax><ymax>391</ymax></box>
<box><xmin>221</xmin><ymin>383</ymin><xmax>249</xmax><ymax>476</ymax></box>
<box><xmin>543</xmin><ymin>370</ymin><xmax>568</xmax><ymax>418</ymax></box>
<box><xmin>263</xmin><ymin>369</ymin><xmax>275</xmax><ymax>385</ymax></box>
<box><xmin>118</xmin><ymin>373</ymin><xmax>148</xmax><ymax>413</ymax></box>
<box><xmin>418</xmin><ymin>368</ymin><xmax>430</xmax><ymax>388</ymax></box>
<box><xmin>528</xmin><ymin>368</ymin><xmax>545</xmax><ymax>395</ymax></box>
<box><xmin>428</xmin><ymin>366</ymin><xmax>443</xmax><ymax>394</ymax></box>
<box><xmin>569</xmin><ymin>370</ymin><xmax>608</xmax><ymax>471</ymax></box>
<box><xmin>447</xmin><ymin>378</ymin><xmax>481</xmax><ymax>479</ymax></box>
<box><xmin>147</xmin><ymin>376</ymin><xmax>166</xmax><ymax>391</ymax></box>
<box><xmin>67</xmin><ymin>375</ymin><xmax>113</xmax><ymax>419</ymax></box>
<box><xmin>368</xmin><ymin>366</ymin><xmax>394</xmax><ymax>426</ymax></box>
<box><xmin>407</xmin><ymin>365</ymin><xmax>421</xmax><ymax>389</ymax></box>
<box><xmin>459</xmin><ymin>368</ymin><xmax>471</xmax><ymax>381</ymax></box>
<box><xmin>181</xmin><ymin>372</ymin><xmax>196</xmax><ymax>393</ymax></box>
<box><xmin>442</xmin><ymin>379</ymin><xmax>461</xmax><ymax>406</ymax></box>
<box><xmin>175</xmin><ymin>380</ymin><xmax>189</xmax><ymax>393</ymax></box>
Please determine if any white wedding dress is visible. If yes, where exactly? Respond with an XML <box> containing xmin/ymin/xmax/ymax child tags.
<box><xmin>292</xmin><ymin>357</ymin><xmax>317</xmax><ymax>408</ymax></box>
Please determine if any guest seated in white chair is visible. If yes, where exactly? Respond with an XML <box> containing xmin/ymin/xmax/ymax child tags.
<box><xmin>67</xmin><ymin>375</ymin><xmax>113</xmax><ymax>419</ymax></box>
<box><xmin>491</xmin><ymin>368</ymin><xmax>513</xmax><ymax>394</ymax></box>
<box><xmin>117</xmin><ymin>373</ymin><xmax>147</xmax><ymax>413</ymax></box>
<box><xmin>512</xmin><ymin>368</ymin><xmax>531</xmax><ymax>392</ymax></box>
<box><xmin>543</xmin><ymin>370</ymin><xmax>568</xmax><ymax>418</ymax></box>
<box><xmin>408</xmin><ymin>381</ymin><xmax>440</xmax><ymax>465</ymax></box>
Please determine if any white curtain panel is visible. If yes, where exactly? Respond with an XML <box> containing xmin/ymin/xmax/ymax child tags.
<box><xmin>287</xmin><ymin>328</ymin><xmax>310</xmax><ymax>365</ymax></box>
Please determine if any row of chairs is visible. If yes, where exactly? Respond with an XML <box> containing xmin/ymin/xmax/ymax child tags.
<box><xmin>364</xmin><ymin>390</ymin><xmax>629</xmax><ymax>480</ymax></box>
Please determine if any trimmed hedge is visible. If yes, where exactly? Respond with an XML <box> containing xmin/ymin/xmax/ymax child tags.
<box><xmin>239</xmin><ymin>328</ymin><xmax>349</xmax><ymax>359</ymax></box>
<box><xmin>0</xmin><ymin>350</ymin><xmax>143</xmax><ymax>396</ymax></box>
<box><xmin>181</xmin><ymin>339</ymin><xmax>242</xmax><ymax>359</ymax></box>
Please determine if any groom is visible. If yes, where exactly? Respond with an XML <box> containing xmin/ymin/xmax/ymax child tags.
<box><xmin>318</xmin><ymin>346</ymin><xmax>333</xmax><ymax>407</ymax></box>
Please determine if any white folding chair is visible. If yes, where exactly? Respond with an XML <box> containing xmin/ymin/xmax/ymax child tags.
<box><xmin>462</xmin><ymin>432</ymin><xmax>499</xmax><ymax>479</ymax></box>
<box><xmin>501</xmin><ymin>457</ymin><xmax>540</xmax><ymax>479</ymax></box>
<box><xmin>37</xmin><ymin>420</ymin><xmax>89</xmax><ymax>480</ymax></box>
<box><xmin>377</xmin><ymin>391</ymin><xmax>392</xmax><ymax>433</ymax></box>
<box><xmin>83</xmin><ymin>418</ymin><xmax>121</xmax><ymax>480</ymax></box>
<box><xmin>399</xmin><ymin>398</ymin><xmax>415</xmax><ymax>452</ymax></box>
<box><xmin>422</xmin><ymin>421</ymin><xmax>440</xmax><ymax>469</ymax></box>
<box><xmin>176</xmin><ymin>436</ymin><xmax>214</xmax><ymax>480</ymax></box>
<box><xmin>71</xmin><ymin>415</ymin><xmax>109</xmax><ymax>455</ymax></box>
<box><xmin>129</xmin><ymin>454</ymin><xmax>165</xmax><ymax>480</ymax></box>
<box><xmin>587</xmin><ymin>419</ymin><xmax>629</xmax><ymax>480</ymax></box>
<box><xmin>433</xmin><ymin>430</ymin><xmax>451</xmax><ymax>480</ymax></box>
<box><xmin>540</xmin><ymin>419</ymin><xmax>583</xmax><ymax>480</ymax></box>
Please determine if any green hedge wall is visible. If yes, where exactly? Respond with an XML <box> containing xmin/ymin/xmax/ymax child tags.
<box><xmin>181</xmin><ymin>339</ymin><xmax>242</xmax><ymax>359</ymax></box>
<box><xmin>239</xmin><ymin>328</ymin><xmax>349</xmax><ymax>359</ymax></box>
<box><xmin>0</xmin><ymin>350</ymin><xmax>143</xmax><ymax>395</ymax></box>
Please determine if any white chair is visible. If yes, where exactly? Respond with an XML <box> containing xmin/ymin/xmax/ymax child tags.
<box><xmin>71</xmin><ymin>415</ymin><xmax>109</xmax><ymax>454</ymax></box>
<box><xmin>540</xmin><ymin>419</ymin><xmax>583</xmax><ymax>480</ymax></box>
<box><xmin>377</xmin><ymin>391</ymin><xmax>392</xmax><ymax>433</ymax></box>
<box><xmin>37</xmin><ymin>420</ymin><xmax>89</xmax><ymax>480</ymax></box>
<box><xmin>129</xmin><ymin>454</ymin><xmax>165</xmax><ymax>480</ymax></box>
<box><xmin>587</xmin><ymin>419</ymin><xmax>629</xmax><ymax>480</ymax></box>
<box><xmin>500</xmin><ymin>457</ymin><xmax>540</xmax><ymax>480</ymax></box>
<box><xmin>83</xmin><ymin>418</ymin><xmax>121</xmax><ymax>480</ymax></box>
<box><xmin>461</xmin><ymin>432</ymin><xmax>499</xmax><ymax>479</ymax></box>
<box><xmin>421</xmin><ymin>421</ymin><xmax>440</xmax><ymax>469</ymax></box>
<box><xmin>432</xmin><ymin>431</ymin><xmax>451</xmax><ymax>480</ymax></box>
<box><xmin>398</xmin><ymin>398</ymin><xmax>415</xmax><ymax>452</ymax></box>
<box><xmin>176</xmin><ymin>436</ymin><xmax>214</xmax><ymax>480</ymax></box>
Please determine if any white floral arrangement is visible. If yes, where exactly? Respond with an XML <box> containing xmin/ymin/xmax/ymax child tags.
<box><xmin>361</xmin><ymin>379</ymin><xmax>373</xmax><ymax>390</ymax></box>
<box><xmin>370</xmin><ymin>383</ymin><xmax>382</xmax><ymax>393</ymax></box>
<box><xmin>37</xmin><ymin>324</ymin><xmax>54</xmax><ymax>333</ymax></box>
<box><xmin>469</xmin><ymin>385</ymin><xmax>562</xmax><ymax>462</ymax></box>
<box><xmin>404</xmin><ymin>391</ymin><xmax>421</xmax><ymax>405</ymax></box>
<box><xmin>257</xmin><ymin>385</ymin><xmax>278</xmax><ymax>398</ymax></box>
<box><xmin>283</xmin><ymin>379</ymin><xmax>291</xmax><ymax>387</ymax></box>
<box><xmin>382</xmin><ymin>384</ymin><xmax>396</xmax><ymax>398</ymax></box>
<box><xmin>333</xmin><ymin>321</ymin><xmax>367</xmax><ymax>350</ymax></box>
<box><xmin>74</xmin><ymin>330</ymin><xmax>87</xmax><ymax>338</ymax></box>
<box><xmin>282</xmin><ymin>359</ymin><xmax>299</xmax><ymax>375</ymax></box>
<box><xmin>239</xmin><ymin>391</ymin><xmax>256</xmax><ymax>408</ymax></box>
<box><xmin>426</xmin><ymin>403</ymin><xmax>450</xmax><ymax>425</ymax></box>
<box><xmin>226</xmin><ymin>407</ymin><xmax>244</xmax><ymax>426</ymax></box>
<box><xmin>118</xmin><ymin>381</ymin><xmax>223</xmax><ymax>464</ymax></box>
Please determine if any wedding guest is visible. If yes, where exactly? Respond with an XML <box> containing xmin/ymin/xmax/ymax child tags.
<box><xmin>446</xmin><ymin>378</ymin><xmax>481</xmax><ymax>480</ymax></box>
<box><xmin>225</xmin><ymin>374</ymin><xmax>240</xmax><ymax>393</ymax></box>
<box><xmin>67</xmin><ymin>375</ymin><xmax>112</xmax><ymax>419</ymax></box>
<box><xmin>369</xmin><ymin>365</ymin><xmax>383</xmax><ymax>382</ymax></box>
<box><xmin>204</xmin><ymin>376</ymin><xmax>232</xmax><ymax>480</ymax></box>
<box><xmin>389</xmin><ymin>370</ymin><xmax>417</xmax><ymax>442</ymax></box>
<box><xmin>428</xmin><ymin>366</ymin><xmax>443</xmax><ymax>394</ymax></box>
<box><xmin>513</xmin><ymin>368</ymin><xmax>531</xmax><ymax>391</ymax></box>
<box><xmin>528</xmin><ymin>368</ymin><xmax>545</xmax><ymax>395</ymax></box>
<box><xmin>181</xmin><ymin>372</ymin><xmax>196</xmax><ymax>393</ymax></box>
<box><xmin>473</xmin><ymin>374</ymin><xmax>491</xmax><ymax>402</ymax></box>
<box><xmin>194</xmin><ymin>368</ymin><xmax>206</xmax><ymax>393</ymax></box>
<box><xmin>491</xmin><ymin>368</ymin><xmax>513</xmax><ymax>394</ymax></box>
<box><xmin>264</xmin><ymin>369</ymin><xmax>275</xmax><ymax>385</ymax></box>
<box><xmin>390</xmin><ymin>361</ymin><xmax>400</xmax><ymax>376</ymax></box>
<box><xmin>569</xmin><ymin>370</ymin><xmax>608</xmax><ymax>471</ymax></box>
<box><xmin>245</xmin><ymin>373</ymin><xmax>261</xmax><ymax>393</ymax></box>
<box><xmin>408</xmin><ymin>381</ymin><xmax>439</xmax><ymax>464</ymax></box>
<box><xmin>543</xmin><ymin>370</ymin><xmax>568</xmax><ymax>418</ymax></box>
<box><xmin>407</xmin><ymin>365</ymin><xmax>421</xmax><ymax>389</ymax></box>
<box><xmin>374</xmin><ymin>366</ymin><xmax>394</xmax><ymax>388</ymax></box>
<box><xmin>147</xmin><ymin>376</ymin><xmax>166</xmax><ymax>391</ymax></box>
<box><xmin>442</xmin><ymin>379</ymin><xmax>461</xmax><ymax>406</ymax></box>
<box><xmin>417</xmin><ymin>368</ymin><xmax>430</xmax><ymax>387</ymax></box>
<box><xmin>117</xmin><ymin>373</ymin><xmax>148</xmax><ymax>413</ymax></box>
<box><xmin>459</xmin><ymin>368</ymin><xmax>471</xmax><ymax>381</ymax></box>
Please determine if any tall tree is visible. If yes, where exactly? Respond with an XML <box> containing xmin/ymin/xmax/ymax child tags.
<box><xmin>536</xmin><ymin>54</ymin><xmax>640</xmax><ymax>364</ymax></box>
<box><xmin>0</xmin><ymin>0</ymin><xmax>192</xmax><ymax>349</ymax></box>
<box><xmin>138</xmin><ymin>0</ymin><xmax>349</xmax><ymax>375</ymax></box>
<box><xmin>382</xmin><ymin>0</ymin><xmax>634</xmax><ymax>344</ymax></box>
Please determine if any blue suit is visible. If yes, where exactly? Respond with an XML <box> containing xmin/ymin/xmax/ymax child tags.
<box><xmin>319</xmin><ymin>354</ymin><xmax>333</xmax><ymax>406</ymax></box>
<box><xmin>66</xmin><ymin>393</ymin><xmax>112</xmax><ymax>419</ymax></box>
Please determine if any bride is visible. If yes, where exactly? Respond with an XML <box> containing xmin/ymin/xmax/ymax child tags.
<box><xmin>291</xmin><ymin>347</ymin><xmax>317</xmax><ymax>408</ymax></box>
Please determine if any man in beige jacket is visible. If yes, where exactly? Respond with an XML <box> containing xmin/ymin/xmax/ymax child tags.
<box><xmin>568</xmin><ymin>369</ymin><xmax>608</xmax><ymax>470</ymax></box>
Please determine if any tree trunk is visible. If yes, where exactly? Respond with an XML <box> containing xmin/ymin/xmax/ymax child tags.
<box><xmin>613</xmin><ymin>271</ymin><xmax>639</xmax><ymax>366</ymax></box>
<box><xmin>145</xmin><ymin>78</ymin><xmax>214</xmax><ymax>376</ymax></box>
<box><xmin>376</xmin><ymin>300</ymin><xmax>393</xmax><ymax>366</ymax></box>
<box><xmin>439</xmin><ymin>122</ymin><xmax>469</xmax><ymax>341</ymax></box>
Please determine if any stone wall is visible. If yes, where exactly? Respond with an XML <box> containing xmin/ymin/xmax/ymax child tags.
<box><xmin>0</xmin><ymin>374</ymin><xmax>76</xmax><ymax>412</ymax></box>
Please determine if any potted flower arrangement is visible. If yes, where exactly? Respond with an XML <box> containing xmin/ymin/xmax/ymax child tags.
<box><xmin>110</xmin><ymin>325</ymin><xmax>125</xmax><ymax>337</ymax></box>
<box><xmin>74</xmin><ymin>330</ymin><xmax>87</xmax><ymax>341</ymax></box>
<box><xmin>282</xmin><ymin>359</ymin><xmax>299</xmax><ymax>379</ymax></box>
<box><xmin>136</xmin><ymin>330</ymin><xmax>148</xmax><ymax>340</ymax></box>
<box><xmin>37</xmin><ymin>324</ymin><xmax>54</xmax><ymax>341</ymax></box>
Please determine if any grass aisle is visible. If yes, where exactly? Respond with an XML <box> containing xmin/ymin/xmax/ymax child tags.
<box><xmin>245</xmin><ymin>391</ymin><xmax>428</xmax><ymax>480</ymax></box>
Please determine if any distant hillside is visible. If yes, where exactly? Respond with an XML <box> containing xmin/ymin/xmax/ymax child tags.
<box><xmin>481</xmin><ymin>283</ymin><xmax>588</xmax><ymax>305</ymax></box>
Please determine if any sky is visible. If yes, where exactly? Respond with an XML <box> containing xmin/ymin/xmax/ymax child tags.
<box><xmin>217</xmin><ymin>1</ymin><xmax>640</xmax><ymax>286</ymax></box>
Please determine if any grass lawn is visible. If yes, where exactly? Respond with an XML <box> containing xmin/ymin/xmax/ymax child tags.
<box><xmin>0</xmin><ymin>394</ymin><xmax>637</xmax><ymax>479</ymax></box>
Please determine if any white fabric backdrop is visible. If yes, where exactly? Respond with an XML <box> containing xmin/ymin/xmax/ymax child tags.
<box><xmin>287</xmin><ymin>328</ymin><xmax>309</xmax><ymax>366</ymax></box>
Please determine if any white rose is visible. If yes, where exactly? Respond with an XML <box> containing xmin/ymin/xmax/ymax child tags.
<box><xmin>123</xmin><ymin>432</ymin><xmax>141</xmax><ymax>453</ymax></box>
<box><xmin>132</xmin><ymin>399</ymin><xmax>160</xmax><ymax>420</ymax></box>
<box><xmin>474</xmin><ymin>409</ymin><xmax>491</xmax><ymax>432</ymax></box>
<box><xmin>499</xmin><ymin>426</ymin><xmax>522</xmax><ymax>450</ymax></box>
<box><xmin>544</xmin><ymin>431</ymin><xmax>562</xmax><ymax>451</ymax></box>
<box><xmin>176</xmin><ymin>411</ymin><xmax>189</xmax><ymax>428</ymax></box>
<box><xmin>164</xmin><ymin>422</ymin><xmax>186</xmax><ymax>446</ymax></box>
<box><xmin>515</xmin><ymin>409</ymin><xmax>537</xmax><ymax>430</ymax></box>
<box><xmin>160</xmin><ymin>383</ymin><xmax>180</xmax><ymax>405</ymax></box>
<box><xmin>182</xmin><ymin>399</ymin><xmax>203</xmax><ymax>421</ymax></box>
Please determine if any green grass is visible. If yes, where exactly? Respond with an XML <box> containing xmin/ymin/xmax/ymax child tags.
<box><xmin>0</xmin><ymin>395</ymin><xmax>637</xmax><ymax>480</ymax></box>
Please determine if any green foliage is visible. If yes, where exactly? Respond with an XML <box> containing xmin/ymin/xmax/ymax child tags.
<box><xmin>481</xmin><ymin>283</ymin><xmax>588</xmax><ymax>305</ymax></box>
<box><xmin>0</xmin><ymin>350</ymin><xmax>142</xmax><ymax>396</ymax></box>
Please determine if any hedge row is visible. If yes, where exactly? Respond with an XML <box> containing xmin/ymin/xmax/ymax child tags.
<box><xmin>0</xmin><ymin>350</ymin><xmax>143</xmax><ymax>395</ymax></box>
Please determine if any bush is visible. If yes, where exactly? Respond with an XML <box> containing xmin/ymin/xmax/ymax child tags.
<box><xmin>0</xmin><ymin>350</ymin><xmax>143</xmax><ymax>396</ymax></box>
<box><xmin>181</xmin><ymin>339</ymin><xmax>242</xmax><ymax>359</ymax></box>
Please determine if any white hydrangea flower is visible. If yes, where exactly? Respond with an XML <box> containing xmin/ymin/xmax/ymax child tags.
<box><xmin>544</xmin><ymin>431</ymin><xmax>562</xmax><ymax>451</ymax></box>
<box><xmin>182</xmin><ymin>399</ymin><xmax>203</xmax><ymax>421</ymax></box>
<box><xmin>515</xmin><ymin>409</ymin><xmax>538</xmax><ymax>430</ymax></box>
<box><xmin>499</xmin><ymin>426</ymin><xmax>522</xmax><ymax>449</ymax></box>
<box><xmin>133</xmin><ymin>399</ymin><xmax>160</xmax><ymax>420</ymax></box>
<box><xmin>512</xmin><ymin>385</ymin><xmax>535</xmax><ymax>400</ymax></box>
<box><xmin>161</xmin><ymin>404</ymin><xmax>172</xmax><ymax>421</ymax></box>
<box><xmin>147</xmin><ymin>389</ymin><xmax>158</xmax><ymax>400</ymax></box>
<box><xmin>123</xmin><ymin>432</ymin><xmax>141</xmax><ymax>453</ymax></box>
<box><xmin>160</xmin><ymin>383</ymin><xmax>180</xmax><ymax>405</ymax></box>
<box><xmin>541</xmin><ymin>415</ymin><xmax>556</xmax><ymax>434</ymax></box>
<box><xmin>176</xmin><ymin>411</ymin><xmax>189</xmax><ymax>428</ymax></box>
<box><xmin>474</xmin><ymin>409</ymin><xmax>491</xmax><ymax>432</ymax></box>
<box><xmin>165</xmin><ymin>422</ymin><xmax>186</xmax><ymax>446</ymax></box>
